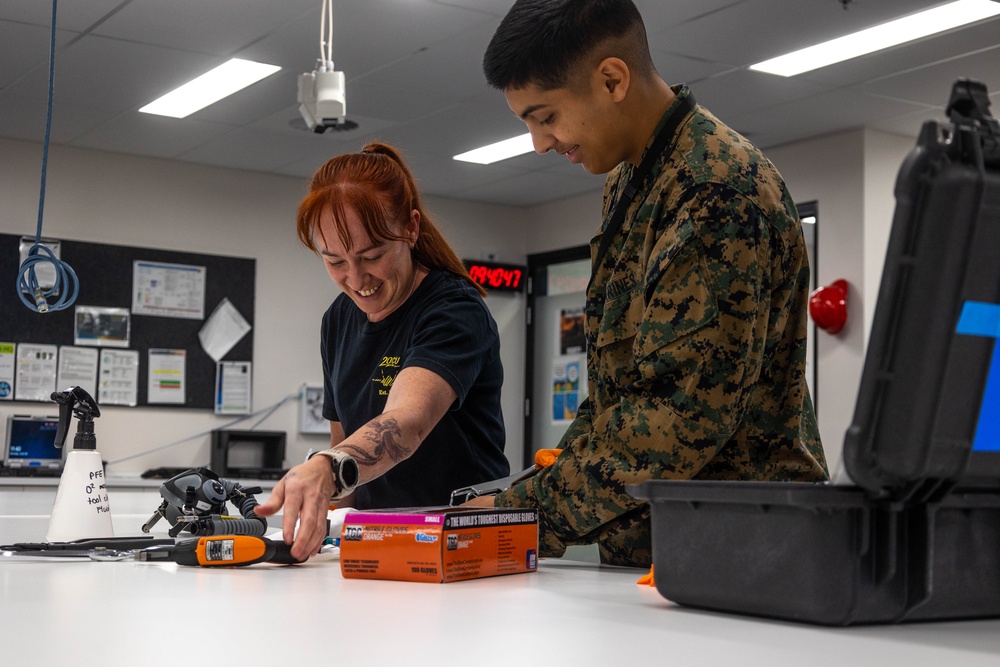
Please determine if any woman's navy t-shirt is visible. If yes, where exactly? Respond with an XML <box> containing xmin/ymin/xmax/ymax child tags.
<box><xmin>321</xmin><ymin>270</ymin><xmax>509</xmax><ymax>508</ymax></box>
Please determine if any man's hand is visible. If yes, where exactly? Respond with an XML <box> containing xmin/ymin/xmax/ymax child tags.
<box><xmin>255</xmin><ymin>455</ymin><xmax>335</xmax><ymax>561</ymax></box>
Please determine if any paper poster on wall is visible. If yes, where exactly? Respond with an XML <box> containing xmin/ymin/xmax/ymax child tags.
<box><xmin>14</xmin><ymin>343</ymin><xmax>58</xmax><ymax>401</ymax></box>
<box><xmin>199</xmin><ymin>298</ymin><xmax>252</xmax><ymax>362</ymax></box>
<box><xmin>98</xmin><ymin>349</ymin><xmax>139</xmax><ymax>406</ymax></box>
<box><xmin>215</xmin><ymin>361</ymin><xmax>252</xmax><ymax>415</ymax></box>
<box><xmin>74</xmin><ymin>306</ymin><xmax>131</xmax><ymax>348</ymax></box>
<box><xmin>551</xmin><ymin>357</ymin><xmax>583</xmax><ymax>423</ymax></box>
<box><xmin>132</xmin><ymin>260</ymin><xmax>206</xmax><ymax>320</ymax></box>
<box><xmin>300</xmin><ymin>385</ymin><xmax>328</xmax><ymax>434</ymax></box>
<box><xmin>559</xmin><ymin>307</ymin><xmax>585</xmax><ymax>355</ymax></box>
<box><xmin>57</xmin><ymin>346</ymin><xmax>99</xmax><ymax>398</ymax></box>
<box><xmin>148</xmin><ymin>348</ymin><xmax>186</xmax><ymax>404</ymax></box>
<box><xmin>0</xmin><ymin>342</ymin><xmax>15</xmax><ymax>400</ymax></box>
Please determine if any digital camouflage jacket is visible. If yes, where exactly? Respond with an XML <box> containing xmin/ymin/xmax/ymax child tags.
<box><xmin>494</xmin><ymin>85</ymin><xmax>828</xmax><ymax>567</ymax></box>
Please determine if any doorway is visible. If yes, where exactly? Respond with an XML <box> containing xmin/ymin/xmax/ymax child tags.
<box><xmin>798</xmin><ymin>200</ymin><xmax>818</xmax><ymax>411</ymax></box>
<box><xmin>523</xmin><ymin>246</ymin><xmax>590</xmax><ymax>468</ymax></box>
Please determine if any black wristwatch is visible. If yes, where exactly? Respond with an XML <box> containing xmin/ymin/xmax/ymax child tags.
<box><xmin>310</xmin><ymin>449</ymin><xmax>360</xmax><ymax>500</ymax></box>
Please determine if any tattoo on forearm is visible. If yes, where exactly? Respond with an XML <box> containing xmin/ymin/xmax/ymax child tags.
<box><xmin>337</xmin><ymin>417</ymin><xmax>410</xmax><ymax>466</ymax></box>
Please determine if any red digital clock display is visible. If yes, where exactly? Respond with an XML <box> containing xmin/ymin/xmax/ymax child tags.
<box><xmin>463</xmin><ymin>260</ymin><xmax>526</xmax><ymax>293</ymax></box>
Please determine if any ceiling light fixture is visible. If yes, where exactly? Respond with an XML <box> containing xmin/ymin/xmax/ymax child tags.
<box><xmin>749</xmin><ymin>0</ymin><xmax>1000</xmax><ymax>77</ymax></box>
<box><xmin>454</xmin><ymin>133</ymin><xmax>534</xmax><ymax>164</ymax></box>
<box><xmin>139</xmin><ymin>58</ymin><xmax>281</xmax><ymax>118</ymax></box>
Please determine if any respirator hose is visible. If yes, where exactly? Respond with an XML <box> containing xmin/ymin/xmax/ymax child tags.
<box><xmin>220</xmin><ymin>478</ymin><xmax>268</xmax><ymax>535</ymax></box>
<box><xmin>204</xmin><ymin>516</ymin><xmax>266</xmax><ymax>537</ymax></box>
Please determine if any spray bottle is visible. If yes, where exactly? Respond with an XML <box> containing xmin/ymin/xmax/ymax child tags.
<box><xmin>46</xmin><ymin>386</ymin><xmax>114</xmax><ymax>542</ymax></box>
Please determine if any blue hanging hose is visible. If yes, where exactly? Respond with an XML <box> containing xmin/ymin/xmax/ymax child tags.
<box><xmin>16</xmin><ymin>0</ymin><xmax>79</xmax><ymax>313</ymax></box>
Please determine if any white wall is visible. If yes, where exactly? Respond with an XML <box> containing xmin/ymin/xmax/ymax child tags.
<box><xmin>523</xmin><ymin>189</ymin><xmax>603</xmax><ymax>254</ymax></box>
<box><xmin>769</xmin><ymin>128</ymin><xmax>916</xmax><ymax>478</ymax></box>
<box><xmin>768</xmin><ymin>131</ymin><xmax>867</xmax><ymax>477</ymax></box>
<box><xmin>0</xmin><ymin>137</ymin><xmax>527</xmax><ymax>474</ymax></box>
<box><xmin>862</xmin><ymin>130</ymin><xmax>917</xmax><ymax>342</ymax></box>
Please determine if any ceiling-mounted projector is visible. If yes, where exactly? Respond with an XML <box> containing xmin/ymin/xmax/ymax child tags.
<box><xmin>298</xmin><ymin>62</ymin><xmax>346</xmax><ymax>133</ymax></box>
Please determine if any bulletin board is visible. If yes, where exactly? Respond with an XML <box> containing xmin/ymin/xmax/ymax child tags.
<box><xmin>0</xmin><ymin>233</ymin><xmax>255</xmax><ymax>410</ymax></box>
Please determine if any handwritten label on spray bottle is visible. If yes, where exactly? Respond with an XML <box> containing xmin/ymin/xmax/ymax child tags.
<box><xmin>84</xmin><ymin>469</ymin><xmax>111</xmax><ymax>513</ymax></box>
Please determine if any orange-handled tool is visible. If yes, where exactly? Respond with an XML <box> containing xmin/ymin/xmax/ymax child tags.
<box><xmin>138</xmin><ymin>535</ymin><xmax>301</xmax><ymax>567</ymax></box>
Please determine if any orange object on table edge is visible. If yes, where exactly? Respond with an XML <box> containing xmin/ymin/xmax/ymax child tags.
<box><xmin>534</xmin><ymin>449</ymin><xmax>562</xmax><ymax>468</ymax></box>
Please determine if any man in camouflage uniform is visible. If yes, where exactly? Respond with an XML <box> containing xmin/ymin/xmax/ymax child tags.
<box><xmin>468</xmin><ymin>0</ymin><xmax>828</xmax><ymax>567</ymax></box>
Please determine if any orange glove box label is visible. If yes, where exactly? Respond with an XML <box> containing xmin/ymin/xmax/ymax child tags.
<box><xmin>340</xmin><ymin>508</ymin><xmax>538</xmax><ymax>583</ymax></box>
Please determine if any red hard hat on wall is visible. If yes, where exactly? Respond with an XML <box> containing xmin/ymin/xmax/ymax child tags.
<box><xmin>809</xmin><ymin>279</ymin><xmax>848</xmax><ymax>334</ymax></box>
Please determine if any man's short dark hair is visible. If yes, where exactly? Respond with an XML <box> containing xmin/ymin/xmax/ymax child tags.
<box><xmin>483</xmin><ymin>0</ymin><xmax>652</xmax><ymax>91</ymax></box>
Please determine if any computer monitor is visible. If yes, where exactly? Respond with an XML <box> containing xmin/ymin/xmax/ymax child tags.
<box><xmin>210</xmin><ymin>429</ymin><xmax>286</xmax><ymax>478</ymax></box>
<box><xmin>3</xmin><ymin>415</ymin><xmax>64</xmax><ymax>472</ymax></box>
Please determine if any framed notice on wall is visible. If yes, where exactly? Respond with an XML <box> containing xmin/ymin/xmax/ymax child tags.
<box><xmin>300</xmin><ymin>385</ymin><xmax>328</xmax><ymax>434</ymax></box>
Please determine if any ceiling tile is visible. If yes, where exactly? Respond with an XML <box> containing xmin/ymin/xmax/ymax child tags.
<box><xmin>650</xmin><ymin>50</ymin><xmax>736</xmax><ymax>86</ymax></box>
<box><xmin>798</xmin><ymin>17</ymin><xmax>1000</xmax><ymax>88</ymax></box>
<box><xmin>341</xmin><ymin>79</ymin><xmax>456</xmax><ymax>124</ymax></box>
<box><xmin>354</xmin><ymin>21</ymin><xmax>499</xmax><ymax>103</ymax></box>
<box><xmin>177</xmin><ymin>126</ymin><xmax>327</xmax><ymax>172</ymax></box>
<box><xmin>91</xmin><ymin>0</ymin><xmax>319</xmax><ymax>57</ymax></box>
<box><xmin>401</xmin><ymin>154</ymin><xmax>528</xmax><ymax>199</ymax></box>
<box><xmin>730</xmin><ymin>88</ymin><xmax>931</xmax><ymax>149</ymax></box>
<box><xmin>457</xmin><ymin>169</ymin><xmax>606</xmax><ymax>207</ymax></box>
<box><xmin>51</xmin><ymin>36</ymin><xmax>224</xmax><ymax>121</ymax></box>
<box><xmin>190</xmin><ymin>69</ymin><xmax>300</xmax><ymax>126</ymax></box>
<box><xmin>866</xmin><ymin>105</ymin><xmax>947</xmax><ymax>138</ymax></box>
<box><xmin>856</xmin><ymin>45</ymin><xmax>1000</xmax><ymax>107</ymax></box>
<box><xmin>0</xmin><ymin>0</ymin><xmax>125</xmax><ymax>32</ymax></box>
<box><xmin>659</xmin><ymin>0</ymin><xmax>949</xmax><ymax>67</ymax></box>
<box><xmin>687</xmin><ymin>69</ymin><xmax>835</xmax><ymax>127</ymax></box>
<box><xmin>244</xmin><ymin>0</ymin><xmax>496</xmax><ymax>79</ymax></box>
<box><xmin>70</xmin><ymin>113</ymin><xmax>234</xmax><ymax>160</ymax></box>
<box><xmin>0</xmin><ymin>21</ymin><xmax>76</xmax><ymax>89</ymax></box>
<box><xmin>425</xmin><ymin>0</ymin><xmax>514</xmax><ymax>17</ymax></box>
<box><xmin>375</xmin><ymin>99</ymin><xmax>527</xmax><ymax>159</ymax></box>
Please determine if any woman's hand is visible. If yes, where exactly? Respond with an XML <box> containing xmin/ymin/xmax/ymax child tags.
<box><xmin>255</xmin><ymin>455</ymin><xmax>336</xmax><ymax>561</ymax></box>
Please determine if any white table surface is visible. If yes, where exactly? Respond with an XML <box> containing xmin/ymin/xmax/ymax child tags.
<box><xmin>3</xmin><ymin>521</ymin><xmax>1000</xmax><ymax>667</ymax></box>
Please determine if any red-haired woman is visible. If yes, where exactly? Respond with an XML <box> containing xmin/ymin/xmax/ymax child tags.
<box><xmin>256</xmin><ymin>142</ymin><xmax>509</xmax><ymax>560</ymax></box>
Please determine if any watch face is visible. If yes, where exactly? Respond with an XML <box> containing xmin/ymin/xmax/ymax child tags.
<box><xmin>325</xmin><ymin>450</ymin><xmax>359</xmax><ymax>499</ymax></box>
<box><xmin>339</xmin><ymin>454</ymin><xmax>360</xmax><ymax>489</ymax></box>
